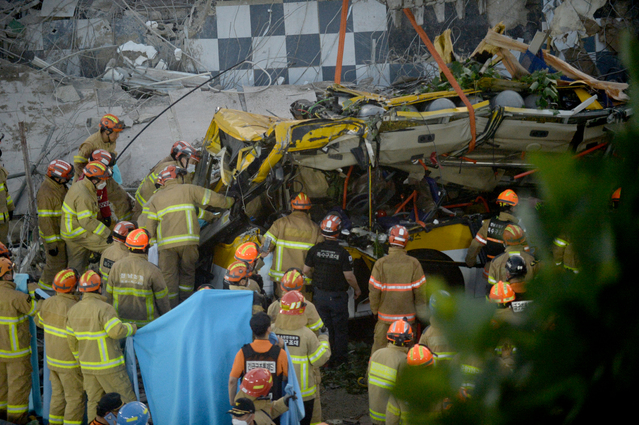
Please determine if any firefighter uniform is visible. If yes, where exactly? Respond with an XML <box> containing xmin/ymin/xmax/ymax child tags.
<box><xmin>66</xmin><ymin>293</ymin><xmax>137</xmax><ymax>420</ymax></box>
<box><xmin>0</xmin><ymin>280</ymin><xmax>38</xmax><ymax>424</ymax></box>
<box><xmin>418</xmin><ymin>318</ymin><xmax>456</xmax><ymax>365</ymax></box>
<box><xmin>73</xmin><ymin>132</ymin><xmax>132</xmax><ymax>220</ymax></box>
<box><xmin>465</xmin><ymin>211</ymin><xmax>518</xmax><ymax>269</ymax></box>
<box><xmin>368</xmin><ymin>247</ymin><xmax>426</xmax><ymax>354</ymax></box>
<box><xmin>106</xmin><ymin>253</ymin><xmax>170</xmax><ymax>326</ymax></box>
<box><xmin>99</xmin><ymin>241</ymin><xmax>129</xmax><ymax>284</ymax></box>
<box><xmin>37</xmin><ymin>176</ymin><xmax>69</xmax><ymax>290</ymax></box>
<box><xmin>143</xmin><ymin>179</ymin><xmax>233</xmax><ymax>306</ymax></box>
<box><xmin>35</xmin><ymin>293</ymin><xmax>84</xmax><ymax>425</ymax></box>
<box><xmin>233</xmin><ymin>393</ymin><xmax>289</xmax><ymax>425</ymax></box>
<box><xmin>264</xmin><ymin>211</ymin><xmax>324</xmax><ymax>299</ymax></box>
<box><xmin>553</xmin><ymin>235</ymin><xmax>578</xmax><ymax>273</ymax></box>
<box><xmin>0</xmin><ymin>166</ymin><xmax>14</xmax><ymax>245</ymax></box>
<box><xmin>386</xmin><ymin>394</ymin><xmax>410</xmax><ymax>425</ymax></box>
<box><xmin>229</xmin><ymin>280</ymin><xmax>265</xmax><ymax>314</ymax></box>
<box><xmin>488</xmin><ymin>246</ymin><xmax>539</xmax><ymax>293</ymax></box>
<box><xmin>267</xmin><ymin>299</ymin><xmax>323</xmax><ymax>333</ymax></box>
<box><xmin>367</xmin><ymin>343</ymin><xmax>408</xmax><ymax>424</ymax></box>
<box><xmin>61</xmin><ymin>178</ymin><xmax>112</xmax><ymax>272</ymax></box>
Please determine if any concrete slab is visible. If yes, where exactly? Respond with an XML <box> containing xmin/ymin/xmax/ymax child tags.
<box><xmin>241</xmin><ymin>85</ymin><xmax>317</xmax><ymax>118</ymax></box>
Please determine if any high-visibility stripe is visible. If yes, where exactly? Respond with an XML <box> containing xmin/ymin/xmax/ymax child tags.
<box><xmin>387</xmin><ymin>401</ymin><xmax>401</xmax><ymax>417</ymax></box>
<box><xmin>37</xmin><ymin>209</ymin><xmax>63</xmax><ymax>217</ymax></box>
<box><xmin>369</xmin><ymin>408</ymin><xmax>386</xmax><ymax>421</ymax></box>
<box><xmin>202</xmin><ymin>189</ymin><xmax>212</xmax><ymax>205</ymax></box>
<box><xmin>368</xmin><ymin>375</ymin><xmax>394</xmax><ymax>389</ymax></box>
<box><xmin>553</xmin><ymin>238</ymin><xmax>568</xmax><ymax>247</ymax></box>
<box><xmin>7</xmin><ymin>404</ymin><xmax>28</xmax><ymax>413</ymax></box>
<box><xmin>474</xmin><ymin>234</ymin><xmax>487</xmax><ymax>245</ymax></box>
<box><xmin>0</xmin><ymin>315</ymin><xmax>28</xmax><ymax>324</ymax></box>
<box><xmin>370</xmin><ymin>361</ymin><xmax>398</xmax><ymax>381</ymax></box>
<box><xmin>0</xmin><ymin>347</ymin><xmax>31</xmax><ymax>358</ymax></box>
<box><xmin>156</xmin><ymin>204</ymin><xmax>195</xmax><ymax>218</ymax></box>
<box><xmin>73</xmin><ymin>155</ymin><xmax>88</xmax><ymax>163</ymax></box>
<box><xmin>377</xmin><ymin>312</ymin><xmax>415</xmax><ymax>322</ymax></box>
<box><xmin>94</xmin><ymin>222</ymin><xmax>108</xmax><ymax>236</ymax></box>
<box><xmin>38</xmin><ymin>279</ymin><xmax>53</xmax><ymax>291</ymax></box>
<box><xmin>369</xmin><ymin>275</ymin><xmax>425</xmax><ymax>292</ymax></box>
<box><xmin>46</xmin><ymin>357</ymin><xmax>80</xmax><ymax>369</ymax></box>
<box><xmin>79</xmin><ymin>356</ymin><xmax>125</xmax><ymax>370</ymax></box>
<box><xmin>307</xmin><ymin>318</ymin><xmax>323</xmax><ymax>331</ymax></box>
<box><xmin>308</xmin><ymin>341</ymin><xmax>329</xmax><ymax>364</ymax></box>
<box><xmin>64</xmin><ymin>420</ymin><xmax>83</xmax><ymax>425</ymax></box>
<box><xmin>49</xmin><ymin>414</ymin><xmax>64</xmax><ymax>424</ymax></box>
<box><xmin>157</xmin><ymin>235</ymin><xmax>199</xmax><ymax>247</ymax></box>
<box><xmin>290</xmin><ymin>354</ymin><xmax>316</xmax><ymax>397</ymax></box>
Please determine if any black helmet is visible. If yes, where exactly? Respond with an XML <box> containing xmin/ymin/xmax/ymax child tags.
<box><xmin>505</xmin><ymin>255</ymin><xmax>527</xmax><ymax>279</ymax></box>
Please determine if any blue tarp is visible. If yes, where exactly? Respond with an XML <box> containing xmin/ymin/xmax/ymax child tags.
<box><xmin>112</xmin><ymin>164</ymin><xmax>123</xmax><ymax>185</ymax></box>
<box><xmin>268</xmin><ymin>333</ymin><xmax>304</xmax><ymax>425</ymax></box>
<box><xmin>133</xmin><ymin>290</ymin><xmax>253</xmax><ymax>425</ymax></box>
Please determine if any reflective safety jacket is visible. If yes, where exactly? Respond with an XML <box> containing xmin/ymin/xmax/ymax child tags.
<box><xmin>229</xmin><ymin>280</ymin><xmax>265</xmax><ymax>314</ymax></box>
<box><xmin>135</xmin><ymin>159</ymin><xmax>194</xmax><ymax>209</ymax></box>
<box><xmin>418</xmin><ymin>319</ymin><xmax>456</xmax><ymax>365</ymax></box>
<box><xmin>73</xmin><ymin>132</ymin><xmax>117</xmax><ymax>180</ymax></box>
<box><xmin>369</xmin><ymin>247</ymin><xmax>426</xmax><ymax>323</ymax></box>
<box><xmin>66</xmin><ymin>293</ymin><xmax>136</xmax><ymax>375</ymax></box>
<box><xmin>106</xmin><ymin>253</ymin><xmax>170</xmax><ymax>326</ymax></box>
<box><xmin>61</xmin><ymin>178</ymin><xmax>110</xmax><ymax>240</ymax></box>
<box><xmin>35</xmin><ymin>293</ymin><xmax>80</xmax><ymax>371</ymax></box>
<box><xmin>367</xmin><ymin>343</ymin><xmax>408</xmax><ymax>423</ymax></box>
<box><xmin>0</xmin><ymin>280</ymin><xmax>38</xmax><ymax>362</ymax></box>
<box><xmin>99</xmin><ymin>242</ymin><xmax>129</xmax><ymax>283</ymax></box>
<box><xmin>553</xmin><ymin>234</ymin><xmax>578</xmax><ymax>272</ymax></box>
<box><xmin>267</xmin><ymin>298</ymin><xmax>323</xmax><ymax>333</ymax></box>
<box><xmin>264</xmin><ymin>211</ymin><xmax>324</xmax><ymax>282</ymax></box>
<box><xmin>273</xmin><ymin>314</ymin><xmax>331</xmax><ymax>401</ymax></box>
<box><xmin>37</xmin><ymin>176</ymin><xmax>67</xmax><ymax>249</ymax></box>
<box><xmin>465</xmin><ymin>212</ymin><xmax>519</xmax><ymax>265</ymax></box>
<box><xmin>0</xmin><ymin>166</ymin><xmax>15</xmax><ymax>223</ymax></box>
<box><xmin>488</xmin><ymin>245</ymin><xmax>539</xmax><ymax>292</ymax></box>
<box><xmin>386</xmin><ymin>394</ymin><xmax>410</xmax><ymax>425</ymax></box>
<box><xmin>142</xmin><ymin>179</ymin><xmax>233</xmax><ymax>249</ymax></box>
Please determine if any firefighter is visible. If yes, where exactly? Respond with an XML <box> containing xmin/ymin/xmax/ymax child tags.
<box><xmin>99</xmin><ymin>221</ymin><xmax>136</xmax><ymax>284</ymax></box>
<box><xmin>262</xmin><ymin>192</ymin><xmax>324</xmax><ymax>300</ymax></box>
<box><xmin>61</xmin><ymin>161</ymin><xmax>113</xmax><ymax>273</ymax></box>
<box><xmin>228</xmin><ymin>312</ymin><xmax>288</xmax><ymax>405</ymax></box>
<box><xmin>0</xmin><ymin>150</ymin><xmax>14</xmax><ymax>245</ymax></box>
<box><xmin>224</xmin><ymin>261</ymin><xmax>265</xmax><ymax>314</ymax></box>
<box><xmin>267</xmin><ymin>268</ymin><xmax>323</xmax><ymax>333</ymax></box>
<box><xmin>367</xmin><ymin>319</ymin><xmax>413</xmax><ymax>425</ymax></box>
<box><xmin>86</xmin><ymin>149</ymin><xmax>116</xmax><ymax>228</ymax></box>
<box><xmin>106</xmin><ymin>229</ymin><xmax>170</xmax><ymax>326</ymax></box>
<box><xmin>116</xmin><ymin>401</ymin><xmax>150</xmax><ymax>425</ymax></box>
<box><xmin>35</xmin><ymin>268</ymin><xmax>84</xmax><ymax>425</ymax></box>
<box><xmin>465</xmin><ymin>189</ymin><xmax>520</xmax><ymax>270</ymax></box>
<box><xmin>273</xmin><ymin>291</ymin><xmax>330</xmax><ymax>425</ymax></box>
<box><xmin>73</xmin><ymin>114</ymin><xmax>132</xmax><ymax>221</ymax></box>
<box><xmin>234</xmin><ymin>241</ymin><xmax>265</xmax><ymax>290</ymax></box>
<box><xmin>419</xmin><ymin>290</ymin><xmax>456</xmax><ymax>365</ymax></box>
<box><xmin>303</xmin><ymin>213</ymin><xmax>361</xmax><ymax>365</ymax></box>
<box><xmin>488</xmin><ymin>224</ymin><xmax>539</xmax><ymax>295</ymax></box>
<box><xmin>489</xmin><ymin>281</ymin><xmax>517</xmax><ymax>324</ymax></box>
<box><xmin>386</xmin><ymin>344</ymin><xmax>434</xmax><ymax>425</ymax></box>
<box><xmin>89</xmin><ymin>392</ymin><xmax>123</xmax><ymax>425</ymax></box>
<box><xmin>66</xmin><ymin>270</ymin><xmax>137</xmax><ymax>420</ymax></box>
<box><xmin>37</xmin><ymin>159</ymin><xmax>74</xmax><ymax>290</ymax></box>
<box><xmin>0</xmin><ymin>243</ymin><xmax>9</xmax><ymax>260</ymax></box>
<box><xmin>553</xmin><ymin>234</ymin><xmax>579</xmax><ymax>273</ymax></box>
<box><xmin>369</xmin><ymin>224</ymin><xmax>426</xmax><ymax>355</ymax></box>
<box><xmin>0</xmin><ymin>258</ymin><xmax>38</xmax><ymax>424</ymax></box>
<box><xmin>234</xmin><ymin>368</ymin><xmax>294</xmax><ymax>425</ymax></box>
<box><xmin>228</xmin><ymin>398</ymin><xmax>256</xmax><ymax>425</ymax></box>
<box><xmin>142</xmin><ymin>165</ymin><xmax>234</xmax><ymax>306</ymax></box>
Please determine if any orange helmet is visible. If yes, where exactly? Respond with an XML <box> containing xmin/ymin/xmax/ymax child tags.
<box><xmin>234</xmin><ymin>242</ymin><xmax>260</xmax><ymax>266</ymax></box>
<box><xmin>47</xmin><ymin>159</ymin><xmax>74</xmax><ymax>181</ymax></box>
<box><xmin>90</xmin><ymin>149</ymin><xmax>115</xmax><ymax>167</ymax></box>
<box><xmin>0</xmin><ymin>242</ymin><xmax>10</xmax><ymax>259</ymax></box>
<box><xmin>497</xmin><ymin>189</ymin><xmax>518</xmax><ymax>207</ymax></box>
<box><xmin>225</xmin><ymin>261</ymin><xmax>249</xmax><ymax>283</ymax></box>
<box><xmin>280</xmin><ymin>268</ymin><xmax>304</xmax><ymax>292</ymax></box>
<box><xmin>156</xmin><ymin>165</ymin><xmax>186</xmax><ymax>186</ymax></box>
<box><xmin>280</xmin><ymin>290</ymin><xmax>306</xmax><ymax>315</ymax></box>
<box><xmin>113</xmin><ymin>221</ymin><xmax>136</xmax><ymax>243</ymax></box>
<box><xmin>320</xmin><ymin>214</ymin><xmax>342</xmax><ymax>237</ymax></box>
<box><xmin>0</xmin><ymin>257</ymin><xmax>14</xmax><ymax>279</ymax></box>
<box><xmin>53</xmin><ymin>268</ymin><xmax>79</xmax><ymax>293</ymax></box>
<box><xmin>407</xmin><ymin>345</ymin><xmax>434</xmax><ymax>367</ymax></box>
<box><xmin>79</xmin><ymin>270</ymin><xmax>101</xmax><ymax>293</ymax></box>
<box><xmin>489</xmin><ymin>281</ymin><xmax>515</xmax><ymax>304</ymax></box>
<box><xmin>612</xmin><ymin>187</ymin><xmax>621</xmax><ymax>207</ymax></box>
<box><xmin>99</xmin><ymin>114</ymin><xmax>124</xmax><ymax>133</ymax></box>
<box><xmin>125</xmin><ymin>229</ymin><xmax>150</xmax><ymax>252</ymax></box>
<box><xmin>240</xmin><ymin>368</ymin><xmax>273</xmax><ymax>397</ymax></box>
<box><xmin>291</xmin><ymin>192</ymin><xmax>311</xmax><ymax>211</ymax></box>
<box><xmin>171</xmin><ymin>141</ymin><xmax>193</xmax><ymax>157</ymax></box>
<box><xmin>389</xmin><ymin>225</ymin><xmax>409</xmax><ymax>247</ymax></box>
<box><xmin>175</xmin><ymin>146</ymin><xmax>201</xmax><ymax>164</ymax></box>
<box><xmin>503</xmin><ymin>224</ymin><xmax>526</xmax><ymax>246</ymax></box>
<box><xmin>83</xmin><ymin>161</ymin><xmax>112</xmax><ymax>181</ymax></box>
<box><xmin>387</xmin><ymin>319</ymin><xmax>413</xmax><ymax>345</ymax></box>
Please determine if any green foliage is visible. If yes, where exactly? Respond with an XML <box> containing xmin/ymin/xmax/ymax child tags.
<box><xmin>422</xmin><ymin>60</ymin><xmax>501</xmax><ymax>93</ymax></box>
<box><xmin>520</xmin><ymin>70</ymin><xmax>562</xmax><ymax>109</ymax></box>
<box><xmin>322</xmin><ymin>341</ymin><xmax>370</xmax><ymax>394</ymax></box>
<box><xmin>394</xmin><ymin>34</ymin><xmax>638</xmax><ymax>423</ymax></box>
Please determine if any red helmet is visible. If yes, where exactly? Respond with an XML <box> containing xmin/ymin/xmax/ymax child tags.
<box><xmin>53</xmin><ymin>268</ymin><xmax>79</xmax><ymax>293</ymax></box>
<box><xmin>113</xmin><ymin>221</ymin><xmax>136</xmax><ymax>242</ymax></box>
<box><xmin>225</xmin><ymin>261</ymin><xmax>249</xmax><ymax>283</ymax></box>
<box><xmin>489</xmin><ymin>281</ymin><xmax>515</xmax><ymax>304</ymax></box>
<box><xmin>170</xmin><ymin>141</ymin><xmax>193</xmax><ymax>157</ymax></box>
<box><xmin>503</xmin><ymin>224</ymin><xmax>526</xmax><ymax>246</ymax></box>
<box><xmin>387</xmin><ymin>319</ymin><xmax>413</xmax><ymax>345</ymax></box>
<box><xmin>280</xmin><ymin>268</ymin><xmax>304</xmax><ymax>292</ymax></box>
<box><xmin>280</xmin><ymin>290</ymin><xmax>306</xmax><ymax>316</ymax></box>
<box><xmin>79</xmin><ymin>270</ymin><xmax>101</xmax><ymax>293</ymax></box>
<box><xmin>234</xmin><ymin>242</ymin><xmax>260</xmax><ymax>266</ymax></box>
<box><xmin>407</xmin><ymin>344</ymin><xmax>434</xmax><ymax>367</ymax></box>
<box><xmin>320</xmin><ymin>214</ymin><xmax>342</xmax><ymax>237</ymax></box>
<box><xmin>175</xmin><ymin>146</ymin><xmax>200</xmax><ymax>164</ymax></box>
<box><xmin>389</xmin><ymin>225</ymin><xmax>409</xmax><ymax>247</ymax></box>
<box><xmin>47</xmin><ymin>159</ymin><xmax>74</xmax><ymax>181</ymax></box>
<box><xmin>83</xmin><ymin>161</ymin><xmax>112</xmax><ymax>181</ymax></box>
<box><xmin>156</xmin><ymin>165</ymin><xmax>186</xmax><ymax>186</ymax></box>
<box><xmin>99</xmin><ymin>114</ymin><xmax>124</xmax><ymax>133</ymax></box>
<box><xmin>89</xmin><ymin>149</ymin><xmax>115</xmax><ymax>167</ymax></box>
<box><xmin>0</xmin><ymin>242</ymin><xmax>10</xmax><ymax>259</ymax></box>
<box><xmin>125</xmin><ymin>229</ymin><xmax>150</xmax><ymax>252</ymax></box>
<box><xmin>240</xmin><ymin>368</ymin><xmax>273</xmax><ymax>397</ymax></box>
<box><xmin>497</xmin><ymin>189</ymin><xmax>518</xmax><ymax>207</ymax></box>
<box><xmin>291</xmin><ymin>192</ymin><xmax>311</xmax><ymax>211</ymax></box>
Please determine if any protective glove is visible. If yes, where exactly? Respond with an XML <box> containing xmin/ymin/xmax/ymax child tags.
<box><xmin>8</xmin><ymin>211</ymin><xmax>13</xmax><ymax>220</ymax></box>
<box><xmin>106</xmin><ymin>234</ymin><xmax>113</xmax><ymax>244</ymax></box>
<box><xmin>319</xmin><ymin>326</ymin><xmax>329</xmax><ymax>338</ymax></box>
<box><xmin>48</xmin><ymin>247</ymin><xmax>59</xmax><ymax>257</ymax></box>
<box><xmin>230</xmin><ymin>199</ymin><xmax>243</xmax><ymax>217</ymax></box>
<box><xmin>102</xmin><ymin>216</ymin><xmax>112</xmax><ymax>228</ymax></box>
<box><xmin>284</xmin><ymin>393</ymin><xmax>298</xmax><ymax>402</ymax></box>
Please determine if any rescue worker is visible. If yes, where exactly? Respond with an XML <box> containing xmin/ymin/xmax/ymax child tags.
<box><xmin>553</xmin><ymin>234</ymin><xmax>578</xmax><ymax>273</ymax></box>
<box><xmin>99</xmin><ymin>221</ymin><xmax>136</xmax><ymax>284</ymax></box>
<box><xmin>488</xmin><ymin>224</ymin><xmax>539</xmax><ymax>294</ymax></box>
<box><xmin>229</xmin><ymin>312</ymin><xmax>288</xmax><ymax>405</ymax></box>
<box><xmin>66</xmin><ymin>270</ymin><xmax>137</xmax><ymax>420</ymax></box>
<box><xmin>369</xmin><ymin>224</ymin><xmax>426</xmax><ymax>355</ymax></box>
<box><xmin>273</xmin><ymin>291</ymin><xmax>331</xmax><ymax>425</ymax></box>
<box><xmin>303</xmin><ymin>213</ymin><xmax>361</xmax><ymax>366</ymax></box>
<box><xmin>267</xmin><ymin>268</ymin><xmax>323</xmax><ymax>333</ymax></box>
<box><xmin>89</xmin><ymin>392</ymin><xmax>123</xmax><ymax>425</ymax></box>
<box><xmin>386</xmin><ymin>344</ymin><xmax>434</xmax><ymax>425</ymax></box>
<box><xmin>35</xmin><ymin>268</ymin><xmax>84</xmax><ymax>425</ymax></box>
<box><xmin>0</xmin><ymin>243</ymin><xmax>9</xmax><ymax>259</ymax></box>
<box><xmin>86</xmin><ymin>149</ymin><xmax>116</xmax><ymax>228</ymax></box>
<box><xmin>224</xmin><ymin>261</ymin><xmax>265</xmax><ymax>314</ymax></box>
<box><xmin>234</xmin><ymin>241</ymin><xmax>265</xmax><ymax>290</ymax></box>
<box><xmin>465</xmin><ymin>189</ymin><xmax>520</xmax><ymax>270</ymax></box>
<box><xmin>106</xmin><ymin>229</ymin><xmax>170</xmax><ymax>326</ymax></box>
<box><xmin>234</xmin><ymin>368</ymin><xmax>294</xmax><ymax>425</ymax></box>
<box><xmin>37</xmin><ymin>159</ymin><xmax>74</xmax><ymax>290</ymax></box>
<box><xmin>142</xmin><ymin>165</ymin><xmax>235</xmax><ymax>306</ymax></box>
<box><xmin>612</xmin><ymin>187</ymin><xmax>621</xmax><ymax>209</ymax></box>
<box><xmin>0</xmin><ymin>150</ymin><xmax>14</xmax><ymax>245</ymax></box>
<box><xmin>489</xmin><ymin>281</ymin><xmax>519</xmax><ymax>370</ymax></box>
<box><xmin>73</xmin><ymin>114</ymin><xmax>132</xmax><ymax>221</ymax></box>
<box><xmin>116</xmin><ymin>401</ymin><xmax>150</xmax><ymax>425</ymax></box>
<box><xmin>228</xmin><ymin>398</ymin><xmax>256</xmax><ymax>425</ymax></box>
<box><xmin>503</xmin><ymin>255</ymin><xmax>530</xmax><ymax>300</ymax></box>
<box><xmin>61</xmin><ymin>161</ymin><xmax>113</xmax><ymax>272</ymax></box>
<box><xmin>262</xmin><ymin>193</ymin><xmax>324</xmax><ymax>299</ymax></box>
<box><xmin>0</xmin><ymin>258</ymin><xmax>38</xmax><ymax>424</ymax></box>
<box><xmin>367</xmin><ymin>319</ymin><xmax>412</xmax><ymax>425</ymax></box>
<box><xmin>419</xmin><ymin>291</ymin><xmax>456</xmax><ymax>365</ymax></box>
